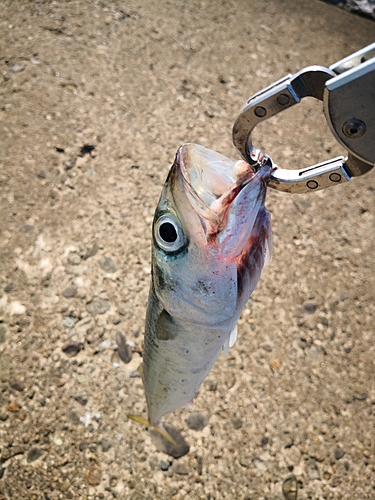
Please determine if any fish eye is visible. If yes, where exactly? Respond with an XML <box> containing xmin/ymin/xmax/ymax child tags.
<box><xmin>154</xmin><ymin>214</ymin><xmax>186</xmax><ymax>253</ymax></box>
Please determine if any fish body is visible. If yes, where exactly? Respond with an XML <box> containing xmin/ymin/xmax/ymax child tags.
<box><xmin>131</xmin><ymin>143</ymin><xmax>272</xmax><ymax>429</ymax></box>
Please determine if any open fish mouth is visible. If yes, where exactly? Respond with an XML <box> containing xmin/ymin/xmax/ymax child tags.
<box><xmin>177</xmin><ymin>143</ymin><xmax>257</xmax><ymax>209</ymax></box>
<box><xmin>174</xmin><ymin>143</ymin><xmax>273</xmax><ymax>255</ymax></box>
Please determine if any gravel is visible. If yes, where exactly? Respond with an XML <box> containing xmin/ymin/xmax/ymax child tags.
<box><xmin>1</xmin><ymin>1</ymin><xmax>374</xmax><ymax>499</ymax></box>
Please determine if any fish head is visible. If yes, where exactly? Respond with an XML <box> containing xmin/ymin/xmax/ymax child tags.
<box><xmin>151</xmin><ymin>143</ymin><xmax>272</xmax><ymax>327</ymax></box>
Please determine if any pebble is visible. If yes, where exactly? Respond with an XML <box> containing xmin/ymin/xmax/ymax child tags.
<box><xmin>85</xmin><ymin>459</ymin><xmax>101</xmax><ymax>485</ymax></box>
<box><xmin>27</xmin><ymin>447</ymin><xmax>44</xmax><ymax>463</ymax></box>
<box><xmin>8</xmin><ymin>301</ymin><xmax>26</xmax><ymax>315</ymax></box>
<box><xmin>67</xmin><ymin>252</ymin><xmax>81</xmax><ymax>265</ymax></box>
<box><xmin>173</xmin><ymin>462</ymin><xmax>189</xmax><ymax>475</ymax></box>
<box><xmin>149</xmin><ymin>424</ymin><xmax>189</xmax><ymax>458</ymax></box>
<box><xmin>231</xmin><ymin>417</ymin><xmax>243</xmax><ymax>429</ymax></box>
<box><xmin>10</xmin><ymin>381</ymin><xmax>25</xmax><ymax>392</ymax></box>
<box><xmin>20</xmin><ymin>224</ymin><xmax>34</xmax><ymax>233</ymax></box>
<box><xmin>115</xmin><ymin>331</ymin><xmax>132</xmax><ymax>364</ymax></box>
<box><xmin>10</xmin><ymin>64</ymin><xmax>25</xmax><ymax>73</ymax></box>
<box><xmin>117</xmin><ymin>303</ymin><xmax>127</xmax><ymax>316</ymax></box>
<box><xmin>204</xmin><ymin>379</ymin><xmax>217</xmax><ymax>391</ymax></box>
<box><xmin>62</xmin><ymin>341</ymin><xmax>83</xmax><ymax>356</ymax></box>
<box><xmin>185</xmin><ymin>412</ymin><xmax>208</xmax><ymax>431</ymax></box>
<box><xmin>62</xmin><ymin>285</ymin><xmax>77</xmax><ymax>298</ymax></box>
<box><xmin>303</xmin><ymin>301</ymin><xmax>317</xmax><ymax>314</ymax></box>
<box><xmin>305</xmin><ymin>459</ymin><xmax>321</xmax><ymax>480</ymax></box>
<box><xmin>109</xmin><ymin>476</ymin><xmax>118</xmax><ymax>487</ymax></box>
<box><xmin>86</xmin><ymin>298</ymin><xmax>110</xmax><ymax>315</ymax></box>
<box><xmin>334</xmin><ymin>447</ymin><xmax>345</xmax><ymax>460</ymax></box>
<box><xmin>74</xmin><ymin>393</ymin><xmax>88</xmax><ymax>406</ymax></box>
<box><xmin>0</xmin><ymin>414</ymin><xmax>8</xmax><ymax>421</ymax></box>
<box><xmin>100</xmin><ymin>438</ymin><xmax>112</xmax><ymax>452</ymax></box>
<box><xmin>62</xmin><ymin>317</ymin><xmax>75</xmax><ymax>328</ymax></box>
<box><xmin>160</xmin><ymin>459</ymin><xmax>169</xmax><ymax>471</ymax></box>
<box><xmin>82</xmin><ymin>242</ymin><xmax>97</xmax><ymax>261</ymax></box>
<box><xmin>252</xmin><ymin>457</ymin><xmax>268</xmax><ymax>471</ymax></box>
<box><xmin>282</xmin><ymin>475</ymin><xmax>298</xmax><ymax>500</ymax></box>
<box><xmin>8</xmin><ymin>401</ymin><xmax>21</xmax><ymax>412</ymax></box>
<box><xmin>0</xmin><ymin>324</ymin><xmax>7</xmax><ymax>343</ymax></box>
<box><xmin>99</xmin><ymin>256</ymin><xmax>117</xmax><ymax>273</ymax></box>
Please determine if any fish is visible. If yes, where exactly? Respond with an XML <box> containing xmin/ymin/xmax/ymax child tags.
<box><xmin>128</xmin><ymin>143</ymin><xmax>272</xmax><ymax>443</ymax></box>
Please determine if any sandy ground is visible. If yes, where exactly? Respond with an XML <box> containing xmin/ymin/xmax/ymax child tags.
<box><xmin>1</xmin><ymin>1</ymin><xmax>375</xmax><ymax>499</ymax></box>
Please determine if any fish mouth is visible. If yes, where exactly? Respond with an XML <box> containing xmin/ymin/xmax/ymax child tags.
<box><xmin>177</xmin><ymin>143</ymin><xmax>256</xmax><ymax>211</ymax></box>
<box><xmin>175</xmin><ymin>143</ymin><xmax>272</xmax><ymax>254</ymax></box>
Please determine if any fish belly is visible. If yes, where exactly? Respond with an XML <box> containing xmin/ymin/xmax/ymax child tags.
<box><xmin>143</xmin><ymin>287</ymin><xmax>230</xmax><ymax>424</ymax></box>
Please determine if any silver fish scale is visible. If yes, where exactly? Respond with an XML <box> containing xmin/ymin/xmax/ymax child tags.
<box><xmin>143</xmin><ymin>286</ymin><xmax>229</xmax><ymax>424</ymax></box>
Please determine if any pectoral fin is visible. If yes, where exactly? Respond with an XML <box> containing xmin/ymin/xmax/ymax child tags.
<box><xmin>223</xmin><ymin>324</ymin><xmax>238</xmax><ymax>357</ymax></box>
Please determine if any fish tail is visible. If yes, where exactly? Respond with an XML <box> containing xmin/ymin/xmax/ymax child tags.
<box><xmin>127</xmin><ymin>414</ymin><xmax>178</xmax><ymax>447</ymax></box>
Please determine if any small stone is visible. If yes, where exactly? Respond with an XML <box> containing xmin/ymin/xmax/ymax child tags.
<box><xmin>8</xmin><ymin>301</ymin><xmax>26</xmax><ymax>315</ymax></box>
<box><xmin>62</xmin><ymin>341</ymin><xmax>82</xmax><ymax>356</ymax></box>
<box><xmin>116</xmin><ymin>331</ymin><xmax>132</xmax><ymax>364</ymax></box>
<box><xmin>260</xmin><ymin>343</ymin><xmax>272</xmax><ymax>352</ymax></box>
<box><xmin>117</xmin><ymin>302</ymin><xmax>127</xmax><ymax>316</ymax></box>
<box><xmin>3</xmin><ymin>284</ymin><xmax>13</xmax><ymax>292</ymax></box>
<box><xmin>62</xmin><ymin>285</ymin><xmax>77</xmax><ymax>298</ymax></box>
<box><xmin>37</xmin><ymin>171</ymin><xmax>46</xmax><ymax>179</ymax></box>
<box><xmin>305</xmin><ymin>459</ymin><xmax>320</xmax><ymax>480</ymax></box>
<box><xmin>0</xmin><ymin>324</ymin><xmax>7</xmax><ymax>343</ymax></box>
<box><xmin>86</xmin><ymin>298</ymin><xmax>110</xmax><ymax>315</ymax></box>
<box><xmin>331</xmin><ymin>476</ymin><xmax>342</xmax><ymax>487</ymax></box>
<box><xmin>303</xmin><ymin>301</ymin><xmax>317</xmax><ymax>314</ymax></box>
<box><xmin>85</xmin><ymin>459</ymin><xmax>101</xmax><ymax>486</ymax></box>
<box><xmin>84</xmin><ymin>241</ymin><xmax>99</xmax><ymax>259</ymax></box>
<box><xmin>160</xmin><ymin>460</ymin><xmax>169</xmax><ymax>471</ymax></box>
<box><xmin>353</xmin><ymin>393</ymin><xmax>367</xmax><ymax>401</ymax></box>
<box><xmin>282</xmin><ymin>475</ymin><xmax>298</xmax><ymax>500</ymax></box>
<box><xmin>74</xmin><ymin>393</ymin><xmax>88</xmax><ymax>406</ymax></box>
<box><xmin>334</xmin><ymin>447</ymin><xmax>345</xmax><ymax>460</ymax></box>
<box><xmin>323</xmin><ymin>470</ymin><xmax>332</xmax><ymax>480</ymax></box>
<box><xmin>270</xmin><ymin>358</ymin><xmax>281</xmax><ymax>370</ymax></box>
<box><xmin>260</xmin><ymin>436</ymin><xmax>269</xmax><ymax>448</ymax></box>
<box><xmin>252</xmin><ymin>457</ymin><xmax>267</xmax><ymax>471</ymax></box>
<box><xmin>109</xmin><ymin>476</ymin><xmax>118</xmax><ymax>488</ymax></box>
<box><xmin>185</xmin><ymin>412</ymin><xmax>208</xmax><ymax>431</ymax></box>
<box><xmin>173</xmin><ymin>462</ymin><xmax>189</xmax><ymax>475</ymax></box>
<box><xmin>232</xmin><ymin>417</ymin><xmax>243</xmax><ymax>429</ymax></box>
<box><xmin>10</xmin><ymin>64</ymin><xmax>25</xmax><ymax>73</ymax></box>
<box><xmin>205</xmin><ymin>379</ymin><xmax>217</xmax><ymax>391</ymax></box>
<box><xmin>27</xmin><ymin>447</ymin><xmax>44</xmax><ymax>463</ymax></box>
<box><xmin>8</xmin><ymin>401</ymin><xmax>21</xmax><ymax>412</ymax></box>
<box><xmin>55</xmin><ymin>378</ymin><xmax>66</xmax><ymax>387</ymax></box>
<box><xmin>112</xmin><ymin>318</ymin><xmax>121</xmax><ymax>325</ymax></box>
<box><xmin>100</xmin><ymin>438</ymin><xmax>112</xmax><ymax>452</ymax></box>
<box><xmin>54</xmin><ymin>436</ymin><xmax>63</xmax><ymax>446</ymax></box>
<box><xmin>149</xmin><ymin>423</ymin><xmax>189</xmax><ymax>458</ymax></box>
<box><xmin>63</xmin><ymin>158</ymin><xmax>76</xmax><ymax>171</ymax></box>
<box><xmin>11</xmin><ymin>381</ymin><xmax>25</xmax><ymax>392</ymax></box>
<box><xmin>0</xmin><ymin>413</ymin><xmax>8</xmax><ymax>421</ymax></box>
<box><xmin>68</xmin><ymin>253</ymin><xmax>81</xmax><ymax>266</ymax></box>
<box><xmin>99</xmin><ymin>256</ymin><xmax>117</xmax><ymax>273</ymax></box>
<box><xmin>62</xmin><ymin>317</ymin><xmax>75</xmax><ymax>328</ymax></box>
<box><xmin>20</xmin><ymin>225</ymin><xmax>34</xmax><ymax>233</ymax></box>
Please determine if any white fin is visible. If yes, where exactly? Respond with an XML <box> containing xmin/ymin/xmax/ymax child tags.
<box><xmin>223</xmin><ymin>325</ymin><xmax>238</xmax><ymax>357</ymax></box>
